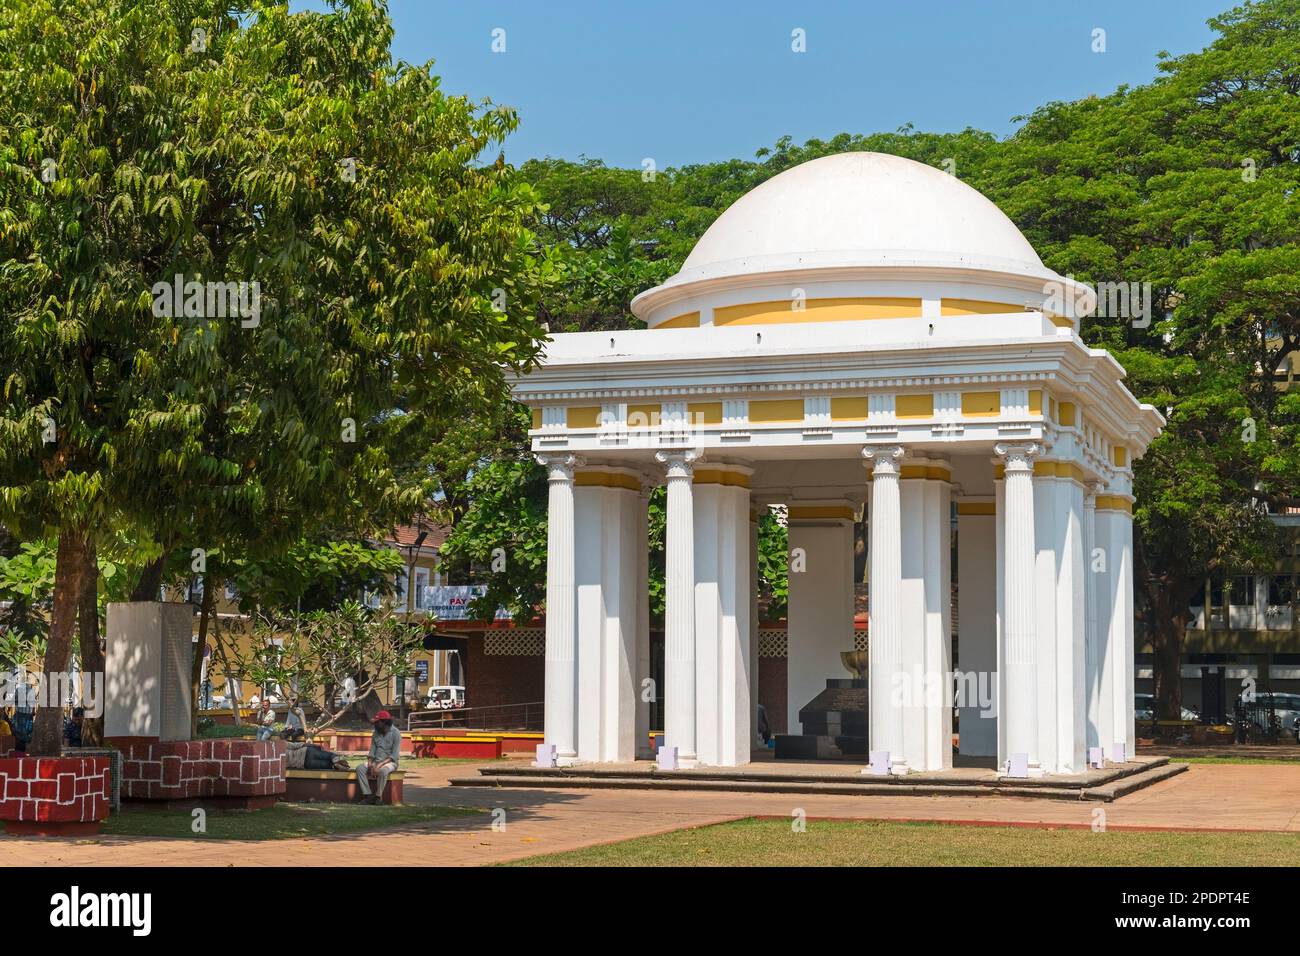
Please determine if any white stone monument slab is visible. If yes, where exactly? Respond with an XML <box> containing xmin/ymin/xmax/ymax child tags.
<box><xmin>105</xmin><ymin>602</ymin><xmax>195</xmax><ymax>742</ymax></box>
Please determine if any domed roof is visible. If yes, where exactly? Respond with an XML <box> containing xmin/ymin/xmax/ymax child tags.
<box><xmin>680</xmin><ymin>152</ymin><xmax>1045</xmax><ymax>282</ymax></box>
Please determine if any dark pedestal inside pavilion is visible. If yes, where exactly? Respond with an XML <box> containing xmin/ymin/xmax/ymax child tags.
<box><xmin>774</xmin><ymin>678</ymin><xmax>870</xmax><ymax>760</ymax></box>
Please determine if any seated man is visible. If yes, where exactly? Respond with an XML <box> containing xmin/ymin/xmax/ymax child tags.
<box><xmin>355</xmin><ymin>710</ymin><xmax>401</xmax><ymax>805</ymax></box>
<box><xmin>255</xmin><ymin>698</ymin><xmax>276</xmax><ymax>741</ymax></box>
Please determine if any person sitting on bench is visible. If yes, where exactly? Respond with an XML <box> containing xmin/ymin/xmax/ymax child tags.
<box><xmin>355</xmin><ymin>710</ymin><xmax>401</xmax><ymax>804</ymax></box>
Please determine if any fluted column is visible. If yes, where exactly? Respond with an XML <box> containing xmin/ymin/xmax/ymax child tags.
<box><xmin>657</xmin><ymin>449</ymin><xmax>701</xmax><ymax>767</ymax></box>
<box><xmin>635</xmin><ymin>481</ymin><xmax>653</xmax><ymax>758</ymax></box>
<box><xmin>1083</xmin><ymin>483</ymin><xmax>1106</xmax><ymax>752</ymax></box>
<box><xmin>996</xmin><ymin>442</ymin><xmax>1041</xmax><ymax>774</ymax></box>
<box><xmin>1100</xmin><ymin>496</ymin><xmax>1136</xmax><ymax>757</ymax></box>
<box><xmin>538</xmin><ymin>453</ymin><xmax>583</xmax><ymax>765</ymax></box>
<box><xmin>863</xmin><ymin>445</ymin><xmax>906</xmax><ymax>774</ymax></box>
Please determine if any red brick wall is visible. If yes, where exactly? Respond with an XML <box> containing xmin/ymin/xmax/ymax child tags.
<box><xmin>116</xmin><ymin>739</ymin><xmax>287</xmax><ymax>800</ymax></box>
<box><xmin>0</xmin><ymin>756</ymin><xmax>111</xmax><ymax>824</ymax></box>
<box><xmin>464</xmin><ymin>632</ymin><xmax>545</xmax><ymax>715</ymax></box>
<box><xmin>759</xmin><ymin>657</ymin><xmax>788</xmax><ymax>735</ymax></box>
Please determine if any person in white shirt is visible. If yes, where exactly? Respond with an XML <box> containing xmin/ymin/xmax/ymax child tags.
<box><xmin>255</xmin><ymin>698</ymin><xmax>276</xmax><ymax>741</ymax></box>
<box><xmin>284</xmin><ymin>697</ymin><xmax>307</xmax><ymax>741</ymax></box>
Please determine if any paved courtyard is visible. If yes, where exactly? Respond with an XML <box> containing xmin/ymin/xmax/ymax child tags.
<box><xmin>4</xmin><ymin>758</ymin><xmax>1300</xmax><ymax>866</ymax></box>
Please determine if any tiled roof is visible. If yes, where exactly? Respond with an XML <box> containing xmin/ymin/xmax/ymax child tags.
<box><xmin>383</xmin><ymin>516</ymin><xmax>449</xmax><ymax>551</ymax></box>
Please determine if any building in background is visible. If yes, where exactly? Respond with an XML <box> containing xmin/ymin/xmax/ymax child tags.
<box><xmin>1138</xmin><ymin>511</ymin><xmax>1300</xmax><ymax>720</ymax></box>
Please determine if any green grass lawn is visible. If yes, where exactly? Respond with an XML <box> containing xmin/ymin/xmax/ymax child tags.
<box><xmin>86</xmin><ymin>801</ymin><xmax>483</xmax><ymax>841</ymax></box>
<box><xmin>508</xmin><ymin>817</ymin><xmax>1300</xmax><ymax>867</ymax></box>
<box><xmin>195</xmin><ymin>722</ymin><xmax>256</xmax><ymax>739</ymax></box>
<box><xmin>1175</xmin><ymin>755</ymin><xmax>1300</xmax><ymax>765</ymax></box>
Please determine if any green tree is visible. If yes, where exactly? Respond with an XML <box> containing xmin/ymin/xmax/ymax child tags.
<box><xmin>0</xmin><ymin>0</ymin><xmax>555</xmax><ymax>753</ymax></box>
<box><xmin>235</xmin><ymin>601</ymin><xmax>422</xmax><ymax>732</ymax></box>
<box><xmin>980</xmin><ymin>0</ymin><xmax>1300</xmax><ymax>717</ymax></box>
<box><xmin>227</xmin><ymin>539</ymin><xmax>406</xmax><ymax>616</ymax></box>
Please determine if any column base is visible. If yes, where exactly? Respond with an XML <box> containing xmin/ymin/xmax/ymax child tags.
<box><xmin>998</xmin><ymin>764</ymin><xmax>1046</xmax><ymax>780</ymax></box>
<box><xmin>861</xmin><ymin>762</ymin><xmax>913</xmax><ymax>776</ymax></box>
<box><xmin>555</xmin><ymin>753</ymin><xmax>580</xmax><ymax>767</ymax></box>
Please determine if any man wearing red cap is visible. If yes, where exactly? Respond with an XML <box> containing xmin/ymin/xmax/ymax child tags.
<box><xmin>355</xmin><ymin>710</ymin><xmax>401</xmax><ymax>804</ymax></box>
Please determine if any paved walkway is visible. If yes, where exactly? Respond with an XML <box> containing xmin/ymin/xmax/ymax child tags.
<box><xmin>5</xmin><ymin>759</ymin><xmax>1300</xmax><ymax>866</ymax></box>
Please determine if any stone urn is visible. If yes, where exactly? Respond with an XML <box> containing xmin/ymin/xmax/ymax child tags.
<box><xmin>840</xmin><ymin>650</ymin><xmax>869</xmax><ymax>680</ymax></box>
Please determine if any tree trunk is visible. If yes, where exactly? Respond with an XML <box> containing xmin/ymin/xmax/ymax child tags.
<box><xmin>29</xmin><ymin>527</ymin><xmax>87</xmax><ymax>756</ymax></box>
<box><xmin>76</xmin><ymin>538</ymin><xmax>104</xmax><ymax>747</ymax></box>
<box><xmin>210</xmin><ymin>610</ymin><xmax>242</xmax><ymax>727</ymax></box>
<box><xmin>1151</xmin><ymin>594</ymin><xmax>1186</xmax><ymax>722</ymax></box>
<box><xmin>190</xmin><ymin>575</ymin><xmax>217</xmax><ymax>738</ymax></box>
<box><xmin>129</xmin><ymin>556</ymin><xmax>166</xmax><ymax>602</ymax></box>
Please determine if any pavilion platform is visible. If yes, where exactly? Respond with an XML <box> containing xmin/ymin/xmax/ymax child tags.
<box><xmin>449</xmin><ymin>753</ymin><xmax>1186</xmax><ymax>802</ymax></box>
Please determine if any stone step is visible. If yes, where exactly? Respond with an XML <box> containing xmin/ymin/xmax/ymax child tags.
<box><xmin>1078</xmin><ymin>760</ymin><xmax>1188</xmax><ymax>801</ymax></box>
<box><xmin>451</xmin><ymin>759</ymin><xmax>1188</xmax><ymax>802</ymax></box>
<box><xmin>470</xmin><ymin>755</ymin><xmax>1170</xmax><ymax>791</ymax></box>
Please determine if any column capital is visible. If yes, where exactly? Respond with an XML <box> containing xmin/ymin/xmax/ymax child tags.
<box><xmin>1084</xmin><ymin>480</ymin><xmax>1105</xmax><ymax>505</ymax></box>
<box><xmin>535</xmin><ymin>453</ymin><xmax>584</xmax><ymax>482</ymax></box>
<box><xmin>994</xmin><ymin>442</ymin><xmax>1041</xmax><ymax>474</ymax></box>
<box><xmin>861</xmin><ymin>444</ymin><xmax>905</xmax><ymax>477</ymax></box>
<box><xmin>655</xmin><ymin>448</ymin><xmax>703</xmax><ymax>480</ymax></box>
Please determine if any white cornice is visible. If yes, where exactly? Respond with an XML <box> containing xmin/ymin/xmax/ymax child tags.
<box><xmin>631</xmin><ymin>260</ymin><xmax>1097</xmax><ymax>320</ymax></box>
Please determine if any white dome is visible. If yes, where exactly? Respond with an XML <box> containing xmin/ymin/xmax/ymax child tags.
<box><xmin>679</xmin><ymin>152</ymin><xmax>1045</xmax><ymax>283</ymax></box>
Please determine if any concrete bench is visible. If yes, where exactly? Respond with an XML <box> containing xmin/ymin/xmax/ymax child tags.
<box><xmin>283</xmin><ymin>768</ymin><xmax>405</xmax><ymax>805</ymax></box>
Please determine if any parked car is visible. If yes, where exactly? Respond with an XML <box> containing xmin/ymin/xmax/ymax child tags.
<box><xmin>1235</xmin><ymin>692</ymin><xmax>1300</xmax><ymax>737</ymax></box>
<box><xmin>1134</xmin><ymin>694</ymin><xmax>1199</xmax><ymax>722</ymax></box>
<box><xmin>425</xmin><ymin>685</ymin><xmax>465</xmax><ymax>710</ymax></box>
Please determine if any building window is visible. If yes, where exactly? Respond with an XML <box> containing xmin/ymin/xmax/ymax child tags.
<box><xmin>413</xmin><ymin>567</ymin><xmax>430</xmax><ymax>609</ymax></box>
<box><xmin>1268</xmin><ymin>574</ymin><xmax>1298</xmax><ymax>607</ymax></box>
<box><xmin>1210</xmin><ymin>576</ymin><xmax>1253</xmax><ymax>607</ymax></box>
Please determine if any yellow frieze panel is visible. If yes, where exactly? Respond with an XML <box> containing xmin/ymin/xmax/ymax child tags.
<box><xmin>749</xmin><ymin>399</ymin><xmax>804</xmax><ymax>423</ymax></box>
<box><xmin>940</xmin><ymin>298</ymin><xmax>1020</xmax><ymax>316</ymax></box>
<box><xmin>566</xmin><ymin>406</ymin><xmax>601</xmax><ymax>429</ymax></box>
<box><xmin>575</xmin><ymin>471</ymin><xmax>641</xmax><ymax>491</ymax></box>
<box><xmin>830</xmin><ymin>397</ymin><xmax>869</xmax><ymax>421</ymax></box>
<box><xmin>626</xmin><ymin>403</ymin><xmax>662</xmax><ymax>427</ymax></box>
<box><xmin>1095</xmin><ymin>495</ymin><xmax>1133</xmax><ymax>513</ymax></box>
<box><xmin>687</xmin><ymin>402</ymin><xmax>723</xmax><ymax>425</ymax></box>
<box><xmin>896</xmin><ymin>394</ymin><xmax>934</xmax><ymax>419</ymax></box>
<box><xmin>899</xmin><ymin>465</ymin><xmax>952</xmax><ymax>481</ymax></box>
<box><xmin>713</xmin><ymin>297</ymin><xmax>922</xmax><ymax>326</ymax></box>
<box><xmin>658</xmin><ymin>311</ymin><xmax>701</xmax><ymax>329</ymax></box>
<box><xmin>693</xmin><ymin>469</ymin><xmax>750</xmax><ymax>488</ymax></box>
<box><xmin>961</xmin><ymin>391</ymin><xmax>1000</xmax><ymax>418</ymax></box>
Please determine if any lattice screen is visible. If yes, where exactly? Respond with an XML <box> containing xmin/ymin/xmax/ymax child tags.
<box><xmin>757</xmin><ymin>629</ymin><xmax>787</xmax><ymax>658</ymax></box>
<box><xmin>482</xmin><ymin>628</ymin><xmax>545</xmax><ymax>656</ymax></box>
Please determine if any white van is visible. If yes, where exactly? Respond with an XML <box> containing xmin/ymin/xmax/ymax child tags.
<box><xmin>425</xmin><ymin>685</ymin><xmax>465</xmax><ymax>709</ymax></box>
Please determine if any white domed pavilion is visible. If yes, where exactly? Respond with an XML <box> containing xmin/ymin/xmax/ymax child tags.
<box><xmin>513</xmin><ymin>152</ymin><xmax>1162</xmax><ymax>776</ymax></box>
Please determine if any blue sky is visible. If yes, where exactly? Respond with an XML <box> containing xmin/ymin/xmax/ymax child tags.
<box><xmin>297</xmin><ymin>0</ymin><xmax>1231</xmax><ymax>168</ymax></box>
